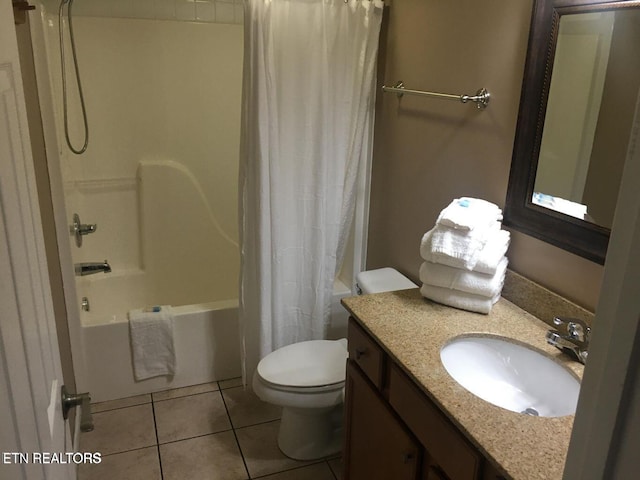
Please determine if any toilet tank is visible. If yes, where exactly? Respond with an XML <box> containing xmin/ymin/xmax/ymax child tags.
<box><xmin>356</xmin><ymin>268</ymin><xmax>417</xmax><ymax>295</ymax></box>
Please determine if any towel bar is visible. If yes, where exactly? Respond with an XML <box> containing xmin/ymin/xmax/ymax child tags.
<box><xmin>382</xmin><ymin>81</ymin><xmax>490</xmax><ymax>109</ymax></box>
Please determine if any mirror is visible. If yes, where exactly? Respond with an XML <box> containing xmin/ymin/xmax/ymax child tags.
<box><xmin>504</xmin><ymin>0</ymin><xmax>640</xmax><ymax>264</ymax></box>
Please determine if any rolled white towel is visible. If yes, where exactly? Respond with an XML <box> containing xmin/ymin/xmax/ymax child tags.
<box><xmin>420</xmin><ymin>222</ymin><xmax>500</xmax><ymax>270</ymax></box>
<box><xmin>420</xmin><ymin>284</ymin><xmax>499</xmax><ymax>315</ymax></box>
<box><xmin>474</xmin><ymin>230</ymin><xmax>510</xmax><ymax>275</ymax></box>
<box><xmin>437</xmin><ymin>197</ymin><xmax>503</xmax><ymax>231</ymax></box>
<box><xmin>419</xmin><ymin>257</ymin><xmax>508</xmax><ymax>298</ymax></box>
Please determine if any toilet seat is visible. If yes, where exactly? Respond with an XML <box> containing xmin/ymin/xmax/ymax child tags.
<box><xmin>256</xmin><ymin>338</ymin><xmax>348</xmax><ymax>390</ymax></box>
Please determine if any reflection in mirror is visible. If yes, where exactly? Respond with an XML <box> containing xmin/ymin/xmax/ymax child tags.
<box><xmin>533</xmin><ymin>9</ymin><xmax>640</xmax><ymax>228</ymax></box>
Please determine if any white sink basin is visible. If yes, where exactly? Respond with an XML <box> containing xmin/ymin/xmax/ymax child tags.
<box><xmin>440</xmin><ymin>336</ymin><xmax>580</xmax><ymax>417</ymax></box>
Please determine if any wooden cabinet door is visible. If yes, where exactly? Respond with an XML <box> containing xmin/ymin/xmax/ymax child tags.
<box><xmin>423</xmin><ymin>462</ymin><xmax>450</xmax><ymax>480</ymax></box>
<box><xmin>343</xmin><ymin>361</ymin><xmax>420</xmax><ymax>480</ymax></box>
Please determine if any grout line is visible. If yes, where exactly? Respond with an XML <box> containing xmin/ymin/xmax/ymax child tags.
<box><xmin>91</xmin><ymin>397</ymin><xmax>152</xmax><ymax>414</ymax></box>
<box><xmin>218</xmin><ymin>380</ymin><xmax>244</xmax><ymax>391</ymax></box>
<box><xmin>150</xmin><ymin>397</ymin><xmax>165</xmax><ymax>480</ymax></box>
<box><xmin>219</xmin><ymin>388</ymin><xmax>252</xmax><ymax>479</ymax></box>
<box><xmin>97</xmin><ymin>444</ymin><xmax>158</xmax><ymax>458</ymax></box>
<box><xmin>327</xmin><ymin>459</ymin><xmax>339</xmax><ymax>480</ymax></box>
<box><xmin>155</xmin><ymin>428</ymin><xmax>235</xmax><ymax>447</ymax></box>
<box><xmin>152</xmin><ymin>389</ymin><xmax>221</xmax><ymax>404</ymax></box>
<box><xmin>233</xmin><ymin>418</ymin><xmax>281</xmax><ymax>432</ymax></box>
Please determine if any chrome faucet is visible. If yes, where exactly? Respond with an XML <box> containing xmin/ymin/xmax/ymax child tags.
<box><xmin>74</xmin><ymin>260</ymin><xmax>111</xmax><ymax>276</ymax></box>
<box><xmin>545</xmin><ymin>316</ymin><xmax>590</xmax><ymax>364</ymax></box>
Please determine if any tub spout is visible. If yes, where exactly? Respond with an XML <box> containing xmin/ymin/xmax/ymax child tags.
<box><xmin>75</xmin><ymin>260</ymin><xmax>111</xmax><ymax>276</ymax></box>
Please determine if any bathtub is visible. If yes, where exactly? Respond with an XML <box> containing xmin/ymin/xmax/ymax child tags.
<box><xmin>82</xmin><ymin>280</ymin><xmax>352</xmax><ymax>403</ymax></box>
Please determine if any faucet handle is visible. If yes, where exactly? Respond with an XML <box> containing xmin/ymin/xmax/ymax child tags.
<box><xmin>553</xmin><ymin>316</ymin><xmax>591</xmax><ymax>341</ymax></box>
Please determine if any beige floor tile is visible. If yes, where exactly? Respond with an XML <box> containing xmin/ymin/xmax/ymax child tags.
<box><xmin>219</xmin><ymin>377</ymin><xmax>243</xmax><ymax>389</ymax></box>
<box><xmin>91</xmin><ymin>394</ymin><xmax>151</xmax><ymax>414</ymax></box>
<box><xmin>159</xmin><ymin>431</ymin><xmax>248</xmax><ymax>480</ymax></box>
<box><xmin>152</xmin><ymin>382</ymin><xmax>219</xmax><ymax>401</ymax></box>
<box><xmin>79</xmin><ymin>404</ymin><xmax>156</xmax><ymax>456</ymax></box>
<box><xmin>253</xmin><ymin>462</ymin><xmax>335</xmax><ymax>480</ymax></box>
<box><xmin>222</xmin><ymin>386</ymin><xmax>281</xmax><ymax>428</ymax></box>
<box><xmin>327</xmin><ymin>457</ymin><xmax>342</xmax><ymax>479</ymax></box>
<box><xmin>78</xmin><ymin>446</ymin><xmax>160</xmax><ymax>480</ymax></box>
<box><xmin>235</xmin><ymin>421</ymin><xmax>314</xmax><ymax>478</ymax></box>
<box><xmin>154</xmin><ymin>391</ymin><xmax>231</xmax><ymax>443</ymax></box>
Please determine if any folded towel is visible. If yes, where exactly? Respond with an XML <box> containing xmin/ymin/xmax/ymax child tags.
<box><xmin>437</xmin><ymin>197</ymin><xmax>503</xmax><ymax>231</ymax></box>
<box><xmin>420</xmin><ymin>222</ymin><xmax>500</xmax><ymax>270</ymax></box>
<box><xmin>419</xmin><ymin>256</ymin><xmax>508</xmax><ymax>298</ymax></box>
<box><xmin>129</xmin><ymin>306</ymin><xmax>176</xmax><ymax>381</ymax></box>
<box><xmin>420</xmin><ymin>284</ymin><xmax>499</xmax><ymax>314</ymax></box>
<box><xmin>474</xmin><ymin>230</ymin><xmax>510</xmax><ymax>275</ymax></box>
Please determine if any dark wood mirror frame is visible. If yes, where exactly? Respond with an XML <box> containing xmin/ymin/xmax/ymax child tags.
<box><xmin>504</xmin><ymin>0</ymin><xmax>640</xmax><ymax>265</ymax></box>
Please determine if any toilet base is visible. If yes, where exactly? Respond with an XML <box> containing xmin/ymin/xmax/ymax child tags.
<box><xmin>277</xmin><ymin>404</ymin><xmax>343</xmax><ymax>460</ymax></box>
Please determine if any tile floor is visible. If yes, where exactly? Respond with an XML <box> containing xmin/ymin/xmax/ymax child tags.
<box><xmin>78</xmin><ymin>378</ymin><xmax>343</xmax><ymax>480</ymax></box>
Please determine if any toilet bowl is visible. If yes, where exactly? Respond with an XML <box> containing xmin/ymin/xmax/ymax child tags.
<box><xmin>253</xmin><ymin>268</ymin><xmax>417</xmax><ymax>460</ymax></box>
<box><xmin>252</xmin><ymin>338</ymin><xmax>348</xmax><ymax>460</ymax></box>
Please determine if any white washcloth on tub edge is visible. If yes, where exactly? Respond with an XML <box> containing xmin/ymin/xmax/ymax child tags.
<box><xmin>129</xmin><ymin>306</ymin><xmax>176</xmax><ymax>381</ymax></box>
<box><xmin>437</xmin><ymin>197</ymin><xmax>503</xmax><ymax>231</ymax></box>
<box><xmin>419</xmin><ymin>257</ymin><xmax>508</xmax><ymax>298</ymax></box>
<box><xmin>420</xmin><ymin>284</ymin><xmax>499</xmax><ymax>315</ymax></box>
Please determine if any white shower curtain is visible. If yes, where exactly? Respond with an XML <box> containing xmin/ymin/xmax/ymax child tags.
<box><xmin>238</xmin><ymin>0</ymin><xmax>383</xmax><ymax>383</ymax></box>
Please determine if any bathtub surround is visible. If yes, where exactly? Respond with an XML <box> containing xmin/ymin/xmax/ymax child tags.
<box><xmin>239</xmin><ymin>0</ymin><xmax>383</xmax><ymax>383</ymax></box>
<box><xmin>46</xmin><ymin>0</ymin><xmax>245</xmax><ymax>25</ymax></box>
<box><xmin>28</xmin><ymin>4</ymin><xmax>246</xmax><ymax>400</ymax></box>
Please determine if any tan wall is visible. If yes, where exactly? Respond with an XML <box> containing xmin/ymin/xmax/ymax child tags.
<box><xmin>367</xmin><ymin>0</ymin><xmax>603</xmax><ymax>312</ymax></box>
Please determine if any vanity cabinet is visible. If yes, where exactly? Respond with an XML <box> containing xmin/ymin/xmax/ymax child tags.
<box><xmin>344</xmin><ymin>317</ymin><xmax>502</xmax><ymax>480</ymax></box>
<box><xmin>344</xmin><ymin>361</ymin><xmax>420</xmax><ymax>479</ymax></box>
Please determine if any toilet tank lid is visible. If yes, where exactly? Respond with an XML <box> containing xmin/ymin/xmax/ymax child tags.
<box><xmin>356</xmin><ymin>267</ymin><xmax>417</xmax><ymax>294</ymax></box>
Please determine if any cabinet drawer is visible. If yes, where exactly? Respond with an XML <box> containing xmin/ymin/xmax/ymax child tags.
<box><xmin>347</xmin><ymin>317</ymin><xmax>385</xmax><ymax>389</ymax></box>
<box><xmin>389</xmin><ymin>364</ymin><xmax>481</xmax><ymax>480</ymax></box>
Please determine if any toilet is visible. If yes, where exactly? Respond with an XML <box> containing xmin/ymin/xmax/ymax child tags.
<box><xmin>252</xmin><ymin>268</ymin><xmax>417</xmax><ymax>460</ymax></box>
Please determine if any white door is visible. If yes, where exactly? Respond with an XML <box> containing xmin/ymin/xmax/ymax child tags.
<box><xmin>0</xmin><ymin>1</ymin><xmax>74</xmax><ymax>479</ymax></box>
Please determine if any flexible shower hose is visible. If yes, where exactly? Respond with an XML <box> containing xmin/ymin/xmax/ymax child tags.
<box><xmin>59</xmin><ymin>0</ymin><xmax>89</xmax><ymax>155</ymax></box>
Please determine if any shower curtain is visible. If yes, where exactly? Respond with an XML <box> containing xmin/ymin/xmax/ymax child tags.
<box><xmin>239</xmin><ymin>0</ymin><xmax>383</xmax><ymax>383</ymax></box>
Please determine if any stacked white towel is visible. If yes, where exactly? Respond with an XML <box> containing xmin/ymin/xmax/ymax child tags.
<box><xmin>419</xmin><ymin>198</ymin><xmax>510</xmax><ymax>314</ymax></box>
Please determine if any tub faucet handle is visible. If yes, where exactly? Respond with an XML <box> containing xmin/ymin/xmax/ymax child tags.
<box><xmin>71</xmin><ymin>213</ymin><xmax>97</xmax><ymax>247</ymax></box>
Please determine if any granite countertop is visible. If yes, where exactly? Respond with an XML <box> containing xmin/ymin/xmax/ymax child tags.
<box><xmin>341</xmin><ymin>288</ymin><xmax>584</xmax><ymax>480</ymax></box>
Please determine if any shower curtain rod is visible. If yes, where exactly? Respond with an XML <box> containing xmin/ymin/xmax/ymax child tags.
<box><xmin>382</xmin><ymin>81</ymin><xmax>491</xmax><ymax>110</ymax></box>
